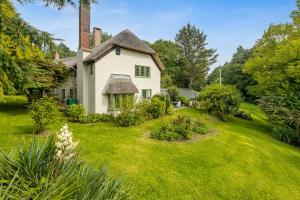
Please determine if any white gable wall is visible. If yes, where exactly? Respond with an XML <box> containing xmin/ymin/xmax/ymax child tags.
<box><xmin>92</xmin><ymin>47</ymin><xmax>161</xmax><ymax>114</ymax></box>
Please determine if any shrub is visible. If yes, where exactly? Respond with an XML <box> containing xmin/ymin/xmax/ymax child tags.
<box><xmin>148</xmin><ymin>97</ymin><xmax>166</xmax><ymax>118</ymax></box>
<box><xmin>153</xmin><ymin>94</ymin><xmax>171</xmax><ymax>110</ymax></box>
<box><xmin>66</xmin><ymin>104</ymin><xmax>85</xmax><ymax>122</ymax></box>
<box><xmin>116</xmin><ymin>109</ymin><xmax>143</xmax><ymax>127</ymax></box>
<box><xmin>197</xmin><ymin>84</ymin><xmax>242</xmax><ymax>120</ymax></box>
<box><xmin>79</xmin><ymin>114</ymin><xmax>115</xmax><ymax>123</ymax></box>
<box><xmin>150</xmin><ymin>115</ymin><xmax>209</xmax><ymax>141</ymax></box>
<box><xmin>28</xmin><ymin>96</ymin><xmax>59</xmax><ymax>133</ymax></box>
<box><xmin>180</xmin><ymin>96</ymin><xmax>190</xmax><ymax>107</ymax></box>
<box><xmin>166</xmin><ymin>104</ymin><xmax>175</xmax><ymax>115</ymax></box>
<box><xmin>167</xmin><ymin>86</ymin><xmax>180</xmax><ymax>102</ymax></box>
<box><xmin>0</xmin><ymin>129</ymin><xmax>131</xmax><ymax>199</ymax></box>
<box><xmin>271</xmin><ymin>126</ymin><xmax>298</xmax><ymax>144</ymax></box>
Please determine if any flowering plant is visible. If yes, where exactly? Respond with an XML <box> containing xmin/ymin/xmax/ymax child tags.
<box><xmin>55</xmin><ymin>124</ymin><xmax>78</xmax><ymax>160</ymax></box>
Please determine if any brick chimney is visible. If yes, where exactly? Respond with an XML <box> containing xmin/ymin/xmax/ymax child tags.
<box><xmin>93</xmin><ymin>27</ymin><xmax>102</xmax><ymax>47</ymax></box>
<box><xmin>79</xmin><ymin>2</ymin><xmax>90</xmax><ymax>49</ymax></box>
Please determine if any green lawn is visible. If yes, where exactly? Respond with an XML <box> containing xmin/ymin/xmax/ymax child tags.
<box><xmin>1</xmin><ymin>96</ymin><xmax>300</xmax><ymax>200</ymax></box>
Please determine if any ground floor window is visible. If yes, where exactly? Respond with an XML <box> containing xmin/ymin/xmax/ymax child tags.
<box><xmin>142</xmin><ymin>89</ymin><xmax>152</xmax><ymax>100</ymax></box>
<box><xmin>69</xmin><ymin>88</ymin><xmax>77</xmax><ymax>98</ymax></box>
<box><xmin>108</xmin><ymin>94</ymin><xmax>134</xmax><ymax>110</ymax></box>
<box><xmin>61</xmin><ymin>89</ymin><xmax>66</xmax><ymax>100</ymax></box>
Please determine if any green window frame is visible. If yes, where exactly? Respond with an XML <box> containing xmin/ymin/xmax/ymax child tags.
<box><xmin>135</xmin><ymin>65</ymin><xmax>150</xmax><ymax>78</ymax></box>
<box><xmin>142</xmin><ymin>89</ymin><xmax>152</xmax><ymax>100</ymax></box>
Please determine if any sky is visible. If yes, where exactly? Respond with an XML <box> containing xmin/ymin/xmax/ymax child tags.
<box><xmin>14</xmin><ymin>0</ymin><xmax>296</xmax><ymax>70</ymax></box>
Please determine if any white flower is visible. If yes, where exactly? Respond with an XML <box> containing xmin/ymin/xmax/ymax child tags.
<box><xmin>55</xmin><ymin>124</ymin><xmax>79</xmax><ymax>161</ymax></box>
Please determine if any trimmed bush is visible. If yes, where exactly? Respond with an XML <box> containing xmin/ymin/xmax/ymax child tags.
<box><xmin>150</xmin><ymin>115</ymin><xmax>209</xmax><ymax>141</ymax></box>
<box><xmin>197</xmin><ymin>84</ymin><xmax>242</xmax><ymax>120</ymax></box>
<box><xmin>66</xmin><ymin>104</ymin><xmax>85</xmax><ymax>122</ymax></box>
<box><xmin>0</xmin><ymin>133</ymin><xmax>131</xmax><ymax>199</ymax></box>
<box><xmin>271</xmin><ymin>126</ymin><xmax>298</xmax><ymax>144</ymax></box>
<box><xmin>28</xmin><ymin>96</ymin><xmax>59</xmax><ymax>133</ymax></box>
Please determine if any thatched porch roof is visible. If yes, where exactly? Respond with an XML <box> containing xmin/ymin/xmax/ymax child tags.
<box><xmin>103</xmin><ymin>74</ymin><xmax>139</xmax><ymax>95</ymax></box>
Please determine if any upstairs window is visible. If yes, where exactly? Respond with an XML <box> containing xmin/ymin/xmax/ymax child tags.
<box><xmin>116</xmin><ymin>47</ymin><xmax>121</xmax><ymax>55</ymax></box>
<box><xmin>135</xmin><ymin>65</ymin><xmax>150</xmax><ymax>78</ymax></box>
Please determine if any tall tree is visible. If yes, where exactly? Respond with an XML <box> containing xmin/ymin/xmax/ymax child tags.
<box><xmin>244</xmin><ymin>0</ymin><xmax>300</xmax><ymax>139</ymax></box>
<box><xmin>150</xmin><ymin>40</ymin><xmax>182</xmax><ymax>87</ymax></box>
<box><xmin>0</xmin><ymin>0</ymin><xmax>67</xmax><ymax>101</ymax></box>
<box><xmin>175</xmin><ymin>23</ymin><xmax>218</xmax><ymax>89</ymax></box>
<box><xmin>207</xmin><ymin>46</ymin><xmax>256</xmax><ymax>102</ymax></box>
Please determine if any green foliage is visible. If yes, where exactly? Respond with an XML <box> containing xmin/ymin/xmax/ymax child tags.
<box><xmin>271</xmin><ymin>126</ymin><xmax>298</xmax><ymax>144</ymax></box>
<box><xmin>175</xmin><ymin>23</ymin><xmax>218</xmax><ymax>89</ymax></box>
<box><xmin>150</xmin><ymin>40</ymin><xmax>182</xmax><ymax>86</ymax></box>
<box><xmin>234</xmin><ymin>111</ymin><xmax>253</xmax><ymax>121</ymax></box>
<box><xmin>243</xmin><ymin>2</ymin><xmax>300</xmax><ymax>142</ymax></box>
<box><xmin>198</xmin><ymin>84</ymin><xmax>242</xmax><ymax>120</ymax></box>
<box><xmin>116</xmin><ymin>109</ymin><xmax>143</xmax><ymax>127</ymax></box>
<box><xmin>66</xmin><ymin>104</ymin><xmax>85</xmax><ymax>122</ymax></box>
<box><xmin>53</xmin><ymin>42</ymin><xmax>76</xmax><ymax>59</ymax></box>
<box><xmin>167</xmin><ymin>86</ymin><xmax>180</xmax><ymax>102</ymax></box>
<box><xmin>180</xmin><ymin>95</ymin><xmax>190</xmax><ymax>107</ymax></box>
<box><xmin>78</xmin><ymin>114</ymin><xmax>115</xmax><ymax>123</ymax></box>
<box><xmin>148</xmin><ymin>97</ymin><xmax>166</xmax><ymax>118</ymax></box>
<box><xmin>28</xmin><ymin>96</ymin><xmax>59</xmax><ymax>133</ymax></box>
<box><xmin>207</xmin><ymin>46</ymin><xmax>256</xmax><ymax>102</ymax></box>
<box><xmin>0</xmin><ymin>0</ymin><xmax>67</xmax><ymax>101</ymax></box>
<box><xmin>150</xmin><ymin>115</ymin><xmax>209</xmax><ymax>141</ymax></box>
<box><xmin>66</xmin><ymin>104</ymin><xmax>115</xmax><ymax>123</ymax></box>
<box><xmin>0</xmin><ymin>136</ymin><xmax>131</xmax><ymax>199</ymax></box>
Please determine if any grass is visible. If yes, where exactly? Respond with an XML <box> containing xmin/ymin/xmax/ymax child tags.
<box><xmin>1</xmin><ymin>96</ymin><xmax>300</xmax><ymax>199</ymax></box>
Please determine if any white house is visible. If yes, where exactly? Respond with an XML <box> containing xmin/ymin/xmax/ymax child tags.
<box><xmin>55</xmin><ymin>4</ymin><xmax>163</xmax><ymax>114</ymax></box>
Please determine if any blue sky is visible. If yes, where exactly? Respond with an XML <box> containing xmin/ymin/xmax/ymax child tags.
<box><xmin>14</xmin><ymin>0</ymin><xmax>296</xmax><ymax>70</ymax></box>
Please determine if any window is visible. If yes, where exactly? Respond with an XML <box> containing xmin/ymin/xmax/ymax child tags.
<box><xmin>69</xmin><ymin>89</ymin><xmax>74</xmax><ymax>98</ymax></box>
<box><xmin>108</xmin><ymin>94</ymin><xmax>134</xmax><ymax>110</ymax></box>
<box><xmin>69</xmin><ymin>88</ymin><xmax>77</xmax><ymax>98</ymax></box>
<box><xmin>61</xmin><ymin>89</ymin><xmax>66</xmax><ymax>100</ymax></box>
<box><xmin>116</xmin><ymin>47</ymin><xmax>121</xmax><ymax>55</ymax></box>
<box><xmin>89</xmin><ymin>65</ymin><xmax>93</xmax><ymax>74</ymax></box>
<box><xmin>142</xmin><ymin>89</ymin><xmax>152</xmax><ymax>99</ymax></box>
<box><xmin>135</xmin><ymin>65</ymin><xmax>150</xmax><ymax>78</ymax></box>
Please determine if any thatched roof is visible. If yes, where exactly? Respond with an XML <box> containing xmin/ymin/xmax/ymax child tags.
<box><xmin>103</xmin><ymin>74</ymin><xmax>139</xmax><ymax>94</ymax></box>
<box><xmin>57</xmin><ymin>57</ymin><xmax>77</xmax><ymax>70</ymax></box>
<box><xmin>84</xmin><ymin>29</ymin><xmax>164</xmax><ymax>70</ymax></box>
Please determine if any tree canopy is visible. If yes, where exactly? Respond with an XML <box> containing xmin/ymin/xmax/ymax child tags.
<box><xmin>0</xmin><ymin>0</ymin><xmax>67</xmax><ymax>101</ymax></box>
<box><xmin>243</xmin><ymin>1</ymin><xmax>300</xmax><ymax>139</ymax></box>
<box><xmin>175</xmin><ymin>23</ymin><xmax>218</xmax><ymax>89</ymax></box>
<box><xmin>207</xmin><ymin>46</ymin><xmax>256</xmax><ymax>102</ymax></box>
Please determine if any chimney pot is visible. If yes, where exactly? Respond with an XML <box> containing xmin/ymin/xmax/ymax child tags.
<box><xmin>93</xmin><ymin>27</ymin><xmax>102</xmax><ymax>47</ymax></box>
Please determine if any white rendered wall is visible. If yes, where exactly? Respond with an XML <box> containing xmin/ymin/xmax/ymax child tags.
<box><xmin>93</xmin><ymin>48</ymin><xmax>161</xmax><ymax>114</ymax></box>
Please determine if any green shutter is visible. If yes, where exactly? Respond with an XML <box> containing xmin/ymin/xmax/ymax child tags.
<box><xmin>135</xmin><ymin>65</ymin><xmax>140</xmax><ymax>76</ymax></box>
